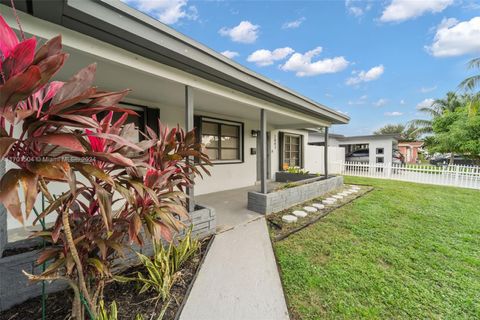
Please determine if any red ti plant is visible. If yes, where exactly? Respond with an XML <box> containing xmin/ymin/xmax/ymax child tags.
<box><xmin>0</xmin><ymin>13</ymin><xmax>210</xmax><ymax>319</ymax></box>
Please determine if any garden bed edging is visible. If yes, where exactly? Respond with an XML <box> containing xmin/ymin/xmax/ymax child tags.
<box><xmin>0</xmin><ymin>205</ymin><xmax>216</xmax><ymax>311</ymax></box>
<box><xmin>247</xmin><ymin>176</ymin><xmax>344</xmax><ymax>214</ymax></box>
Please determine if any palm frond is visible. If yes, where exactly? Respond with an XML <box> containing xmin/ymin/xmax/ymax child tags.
<box><xmin>467</xmin><ymin>58</ymin><xmax>480</xmax><ymax>70</ymax></box>
<box><xmin>459</xmin><ymin>75</ymin><xmax>480</xmax><ymax>91</ymax></box>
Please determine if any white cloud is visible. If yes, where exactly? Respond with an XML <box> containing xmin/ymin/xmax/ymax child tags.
<box><xmin>346</xmin><ymin>65</ymin><xmax>384</xmax><ymax>85</ymax></box>
<box><xmin>282</xmin><ymin>17</ymin><xmax>306</xmax><ymax>29</ymax></box>
<box><xmin>247</xmin><ymin>47</ymin><xmax>294</xmax><ymax>66</ymax></box>
<box><xmin>384</xmin><ymin>111</ymin><xmax>403</xmax><ymax>116</ymax></box>
<box><xmin>280</xmin><ymin>47</ymin><xmax>349</xmax><ymax>77</ymax></box>
<box><xmin>345</xmin><ymin>0</ymin><xmax>373</xmax><ymax>17</ymax></box>
<box><xmin>374</xmin><ymin>98</ymin><xmax>388</xmax><ymax>107</ymax></box>
<box><xmin>348</xmin><ymin>94</ymin><xmax>368</xmax><ymax>105</ymax></box>
<box><xmin>419</xmin><ymin>85</ymin><xmax>437</xmax><ymax>93</ymax></box>
<box><xmin>380</xmin><ymin>0</ymin><xmax>453</xmax><ymax>23</ymax></box>
<box><xmin>417</xmin><ymin>98</ymin><xmax>435</xmax><ymax>109</ymax></box>
<box><xmin>219</xmin><ymin>21</ymin><xmax>260</xmax><ymax>44</ymax></box>
<box><xmin>122</xmin><ymin>0</ymin><xmax>198</xmax><ymax>25</ymax></box>
<box><xmin>221</xmin><ymin>50</ymin><xmax>239</xmax><ymax>59</ymax></box>
<box><xmin>400</xmin><ymin>99</ymin><xmax>405</xmax><ymax>105</ymax></box>
<box><xmin>426</xmin><ymin>17</ymin><xmax>480</xmax><ymax>57</ymax></box>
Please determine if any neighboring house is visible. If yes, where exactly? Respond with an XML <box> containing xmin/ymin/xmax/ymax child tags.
<box><xmin>309</xmin><ymin>133</ymin><xmax>399</xmax><ymax>164</ymax></box>
<box><xmin>0</xmin><ymin>1</ymin><xmax>349</xmax><ymax>240</ymax></box>
<box><xmin>398</xmin><ymin>141</ymin><xmax>423</xmax><ymax>164</ymax></box>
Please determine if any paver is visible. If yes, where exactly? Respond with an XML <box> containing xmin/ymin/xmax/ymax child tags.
<box><xmin>312</xmin><ymin>203</ymin><xmax>325</xmax><ymax>209</ymax></box>
<box><xmin>292</xmin><ymin>210</ymin><xmax>308</xmax><ymax>218</ymax></box>
<box><xmin>303</xmin><ymin>206</ymin><xmax>318</xmax><ymax>213</ymax></box>
<box><xmin>282</xmin><ymin>215</ymin><xmax>298</xmax><ymax>223</ymax></box>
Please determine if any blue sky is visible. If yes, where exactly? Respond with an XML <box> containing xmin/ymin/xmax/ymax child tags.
<box><xmin>123</xmin><ymin>0</ymin><xmax>480</xmax><ymax>135</ymax></box>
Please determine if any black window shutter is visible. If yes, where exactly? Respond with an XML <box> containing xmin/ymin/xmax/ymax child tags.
<box><xmin>145</xmin><ymin>107</ymin><xmax>160</xmax><ymax>134</ymax></box>
<box><xmin>279</xmin><ymin>132</ymin><xmax>284</xmax><ymax>171</ymax></box>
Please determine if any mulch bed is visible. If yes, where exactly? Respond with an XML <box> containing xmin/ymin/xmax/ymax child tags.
<box><xmin>0</xmin><ymin>236</ymin><xmax>213</xmax><ymax>320</ymax></box>
<box><xmin>267</xmin><ymin>184</ymin><xmax>373</xmax><ymax>241</ymax></box>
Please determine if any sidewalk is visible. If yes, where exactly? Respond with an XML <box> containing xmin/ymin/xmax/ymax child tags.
<box><xmin>179</xmin><ymin>217</ymin><xmax>290</xmax><ymax>320</ymax></box>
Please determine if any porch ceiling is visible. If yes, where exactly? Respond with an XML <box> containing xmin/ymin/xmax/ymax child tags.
<box><xmin>52</xmin><ymin>46</ymin><xmax>326</xmax><ymax>128</ymax></box>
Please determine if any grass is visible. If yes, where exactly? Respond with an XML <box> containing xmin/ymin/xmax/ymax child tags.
<box><xmin>273</xmin><ymin>176</ymin><xmax>480</xmax><ymax>319</ymax></box>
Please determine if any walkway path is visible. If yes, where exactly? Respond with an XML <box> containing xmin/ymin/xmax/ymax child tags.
<box><xmin>179</xmin><ymin>217</ymin><xmax>290</xmax><ymax>320</ymax></box>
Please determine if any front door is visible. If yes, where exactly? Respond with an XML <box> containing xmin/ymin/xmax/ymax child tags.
<box><xmin>256</xmin><ymin>132</ymin><xmax>271</xmax><ymax>181</ymax></box>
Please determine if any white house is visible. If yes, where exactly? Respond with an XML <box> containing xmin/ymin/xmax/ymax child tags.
<box><xmin>0</xmin><ymin>0</ymin><xmax>349</xmax><ymax>240</ymax></box>
<box><xmin>309</xmin><ymin>133</ymin><xmax>399</xmax><ymax>164</ymax></box>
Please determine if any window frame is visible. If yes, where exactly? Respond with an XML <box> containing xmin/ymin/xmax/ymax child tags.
<box><xmin>197</xmin><ymin>116</ymin><xmax>244</xmax><ymax>165</ymax></box>
<box><xmin>279</xmin><ymin>132</ymin><xmax>304</xmax><ymax>170</ymax></box>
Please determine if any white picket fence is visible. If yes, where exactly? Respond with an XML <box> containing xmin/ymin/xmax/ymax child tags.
<box><xmin>332</xmin><ymin>161</ymin><xmax>480</xmax><ymax>190</ymax></box>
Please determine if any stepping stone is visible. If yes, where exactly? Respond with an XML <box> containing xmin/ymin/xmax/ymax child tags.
<box><xmin>339</xmin><ymin>192</ymin><xmax>350</xmax><ymax>196</ymax></box>
<box><xmin>349</xmin><ymin>189</ymin><xmax>359</xmax><ymax>193</ymax></box>
<box><xmin>282</xmin><ymin>215</ymin><xmax>298</xmax><ymax>223</ymax></box>
<box><xmin>351</xmin><ymin>186</ymin><xmax>360</xmax><ymax>190</ymax></box>
<box><xmin>312</xmin><ymin>203</ymin><xmax>325</xmax><ymax>209</ymax></box>
<box><xmin>325</xmin><ymin>197</ymin><xmax>337</xmax><ymax>202</ymax></box>
<box><xmin>292</xmin><ymin>210</ymin><xmax>308</xmax><ymax>218</ymax></box>
<box><xmin>333</xmin><ymin>195</ymin><xmax>344</xmax><ymax>199</ymax></box>
<box><xmin>322</xmin><ymin>199</ymin><xmax>335</xmax><ymax>205</ymax></box>
<box><xmin>303</xmin><ymin>206</ymin><xmax>318</xmax><ymax>213</ymax></box>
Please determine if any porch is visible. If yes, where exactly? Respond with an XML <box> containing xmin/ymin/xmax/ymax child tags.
<box><xmin>196</xmin><ymin>182</ymin><xmax>281</xmax><ymax>231</ymax></box>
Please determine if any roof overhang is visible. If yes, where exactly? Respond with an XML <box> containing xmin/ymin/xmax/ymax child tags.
<box><xmin>4</xmin><ymin>0</ymin><xmax>349</xmax><ymax>125</ymax></box>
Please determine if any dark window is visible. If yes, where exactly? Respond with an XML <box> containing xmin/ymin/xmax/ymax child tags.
<box><xmin>200</xmin><ymin>118</ymin><xmax>242</xmax><ymax>162</ymax></box>
<box><xmin>283</xmin><ymin>133</ymin><xmax>302</xmax><ymax>168</ymax></box>
<box><xmin>376</xmin><ymin>148</ymin><xmax>384</xmax><ymax>155</ymax></box>
<box><xmin>376</xmin><ymin>156</ymin><xmax>384</xmax><ymax>163</ymax></box>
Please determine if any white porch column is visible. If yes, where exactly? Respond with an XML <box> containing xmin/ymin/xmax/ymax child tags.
<box><xmin>324</xmin><ymin>126</ymin><xmax>329</xmax><ymax>179</ymax></box>
<box><xmin>260</xmin><ymin>109</ymin><xmax>268</xmax><ymax>194</ymax></box>
<box><xmin>185</xmin><ymin>85</ymin><xmax>195</xmax><ymax>212</ymax></box>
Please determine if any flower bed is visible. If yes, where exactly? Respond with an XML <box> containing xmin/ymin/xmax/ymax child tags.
<box><xmin>267</xmin><ymin>184</ymin><xmax>372</xmax><ymax>241</ymax></box>
<box><xmin>248</xmin><ymin>176</ymin><xmax>344</xmax><ymax>214</ymax></box>
<box><xmin>1</xmin><ymin>235</ymin><xmax>214</xmax><ymax>319</ymax></box>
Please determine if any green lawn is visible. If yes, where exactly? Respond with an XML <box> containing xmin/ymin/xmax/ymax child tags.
<box><xmin>274</xmin><ymin>177</ymin><xmax>480</xmax><ymax>319</ymax></box>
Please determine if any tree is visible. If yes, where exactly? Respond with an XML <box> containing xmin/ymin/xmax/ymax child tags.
<box><xmin>459</xmin><ymin>57</ymin><xmax>479</xmax><ymax>115</ymax></box>
<box><xmin>410</xmin><ymin>92</ymin><xmax>463</xmax><ymax>135</ymax></box>
<box><xmin>428</xmin><ymin>107</ymin><xmax>480</xmax><ymax>162</ymax></box>
<box><xmin>373</xmin><ymin>123</ymin><xmax>420</xmax><ymax>141</ymax></box>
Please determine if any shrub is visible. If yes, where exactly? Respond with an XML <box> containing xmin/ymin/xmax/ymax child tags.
<box><xmin>285</xmin><ymin>166</ymin><xmax>309</xmax><ymax>175</ymax></box>
<box><xmin>0</xmin><ymin>11</ymin><xmax>210</xmax><ymax>319</ymax></box>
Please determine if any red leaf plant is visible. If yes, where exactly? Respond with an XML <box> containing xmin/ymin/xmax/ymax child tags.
<box><xmin>0</xmin><ymin>13</ymin><xmax>210</xmax><ymax>319</ymax></box>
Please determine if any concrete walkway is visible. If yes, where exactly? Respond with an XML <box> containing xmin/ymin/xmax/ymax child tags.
<box><xmin>179</xmin><ymin>217</ymin><xmax>290</xmax><ymax>320</ymax></box>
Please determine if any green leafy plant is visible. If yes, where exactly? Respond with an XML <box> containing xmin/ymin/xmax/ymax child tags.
<box><xmin>285</xmin><ymin>166</ymin><xmax>309</xmax><ymax>175</ymax></box>
<box><xmin>97</xmin><ymin>300</ymin><xmax>118</xmax><ymax>320</ymax></box>
<box><xmin>117</xmin><ymin>229</ymin><xmax>200</xmax><ymax>302</ymax></box>
<box><xmin>0</xmin><ymin>11</ymin><xmax>210</xmax><ymax>319</ymax></box>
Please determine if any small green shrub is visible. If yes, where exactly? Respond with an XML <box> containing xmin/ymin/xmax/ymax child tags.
<box><xmin>285</xmin><ymin>166</ymin><xmax>309</xmax><ymax>175</ymax></box>
<box><xmin>97</xmin><ymin>300</ymin><xmax>118</xmax><ymax>320</ymax></box>
<box><xmin>116</xmin><ymin>228</ymin><xmax>200</xmax><ymax>301</ymax></box>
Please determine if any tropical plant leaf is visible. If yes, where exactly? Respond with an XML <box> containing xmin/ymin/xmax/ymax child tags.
<box><xmin>0</xmin><ymin>169</ymin><xmax>23</xmax><ymax>223</ymax></box>
<box><xmin>0</xmin><ymin>65</ymin><xmax>42</xmax><ymax>109</ymax></box>
<box><xmin>0</xmin><ymin>137</ymin><xmax>16</xmax><ymax>158</ymax></box>
<box><xmin>27</xmin><ymin>161</ymin><xmax>70</xmax><ymax>181</ymax></box>
<box><xmin>33</xmin><ymin>133</ymin><xmax>85</xmax><ymax>152</ymax></box>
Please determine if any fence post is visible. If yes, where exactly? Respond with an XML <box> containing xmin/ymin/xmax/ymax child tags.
<box><xmin>386</xmin><ymin>162</ymin><xmax>392</xmax><ymax>179</ymax></box>
<box><xmin>454</xmin><ymin>165</ymin><xmax>460</xmax><ymax>186</ymax></box>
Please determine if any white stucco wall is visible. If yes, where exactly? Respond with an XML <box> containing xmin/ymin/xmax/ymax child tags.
<box><xmin>304</xmin><ymin>146</ymin><xmax>345</xmax><ymax>174</ymax></box>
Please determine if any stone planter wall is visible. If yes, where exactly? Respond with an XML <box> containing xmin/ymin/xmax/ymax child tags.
<box><xmin>248</xmin><ymin>176</ymin><xmax>343</xmax><ymax>214</ymax></box>
<box><xmin>275</xmin><ymin>171</ymin><xmax>318</xmax><ymax>182</ymax></box>
<box><xmin>0</xmin><ymin>205</ymin><xmax>216</xmax><ymax>311</ymax></box>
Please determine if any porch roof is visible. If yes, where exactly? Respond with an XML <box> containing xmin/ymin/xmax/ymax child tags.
<box><xmin>6</xmin><ymin>0</ymin><xmax>349</xmax><ymax>125</ymax></box>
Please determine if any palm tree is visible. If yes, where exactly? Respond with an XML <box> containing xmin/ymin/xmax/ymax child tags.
<box><xmin>409</xmin><ymin>92</ymin><xmax>462</xmax><ymax>135</ymax></box>
<box><xmin>459</xmin><ymin>57</ymin><xmax>480</xmax><ymax>115</ymax></box>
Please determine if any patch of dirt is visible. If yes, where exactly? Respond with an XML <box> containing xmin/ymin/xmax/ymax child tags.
<box><xmin>0</xmin><ymin>236</ymin><xmax>212</xmax><ymax>320</ymax></box>
<box><xmin>267</xmin><ymin>184</ymin><xmax>373</xmax><ymax>241</ymax></box>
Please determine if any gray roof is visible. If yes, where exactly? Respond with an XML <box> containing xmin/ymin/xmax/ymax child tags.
<box><xmin>8</xmin><ymin>0</ymin><xmax>349</xmax><ymax>125</ymax></box>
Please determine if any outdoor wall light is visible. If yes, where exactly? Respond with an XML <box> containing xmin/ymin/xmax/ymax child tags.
<box><xmin>251</xmin><ymin>130</ymin><xmax>259</xmax><ymax>137</ymax></box>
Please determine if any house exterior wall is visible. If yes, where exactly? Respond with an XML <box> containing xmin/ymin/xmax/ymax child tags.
<box><xmin>304</xmin><ymin>146</ymin><xmax>345</xmax><ymax>174</ymax></box>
